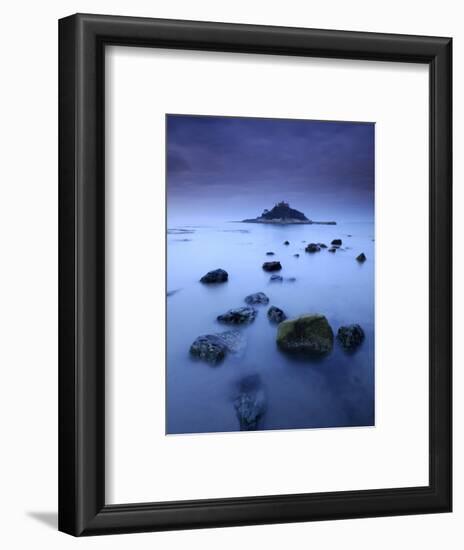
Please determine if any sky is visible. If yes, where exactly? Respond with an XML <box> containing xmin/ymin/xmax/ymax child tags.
<box><xmin>166</xmin><ymin>114</ymin><xmax>375</xmax><ymax>224</ymax></box>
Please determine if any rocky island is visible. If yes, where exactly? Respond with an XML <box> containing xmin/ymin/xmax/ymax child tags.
<box><xmin>242</xmin><ymin>201</ymin><xmax>336</xmax><ymax>225</ymax></box>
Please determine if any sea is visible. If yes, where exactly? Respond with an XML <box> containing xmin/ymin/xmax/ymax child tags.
<box><xmin>166</xmin><ymin>220</ymin><xmax>375</xmax><ymax>434</ymax></box>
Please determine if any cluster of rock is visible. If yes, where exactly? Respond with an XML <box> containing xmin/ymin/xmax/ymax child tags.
<box><xmin>191</xmin><ymin>231</ymin><xmax>368</xmax><ymax>429</ymax></box>
<box><xmin>277</xmin><ymin>314</ymin><xmax>365</xmax><ymax>356</ymax></box>
<box><xmin>301</xmin><ymin>238</ymin><xmax>367</xmax><ymax>260</ymax></box>
<box><xmin>190</xmin><ymin>286</ymin><xmax>288</xmax><ymax>367</ymax></box>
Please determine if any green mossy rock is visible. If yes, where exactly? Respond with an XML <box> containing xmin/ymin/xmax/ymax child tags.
<box><xmin>276</xmin><ymin>314</ymin><xmax>334</xmax><ymax>355</ymax></box>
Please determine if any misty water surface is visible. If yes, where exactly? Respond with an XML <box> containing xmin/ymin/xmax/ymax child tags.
<box><xmin>166</xmin><ymin>221</ymin><xmax>375</xmax><ymax>434</ymax></box>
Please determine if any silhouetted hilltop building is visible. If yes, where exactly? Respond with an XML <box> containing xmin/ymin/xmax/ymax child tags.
<box><xmin>260</xmin><ymin>201</ymin><xmax>309</xmax><ymax>221</ymax></box>
<box><xmin>242</xmin><ymin>201</ymin><xmax>336</xmax><ymax>225</ymax></box>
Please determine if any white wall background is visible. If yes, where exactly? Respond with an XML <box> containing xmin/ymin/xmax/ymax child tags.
<box><xmin>0</xmin><ymin>1</ymin><xmax>459</xmax><ymax>548</ymax></box>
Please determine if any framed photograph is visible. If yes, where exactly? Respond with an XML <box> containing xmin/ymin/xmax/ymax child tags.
<box><xmin>59</xmin><ymin>14</ymin><xmax>452</xmax><ymax>536</ymax></box>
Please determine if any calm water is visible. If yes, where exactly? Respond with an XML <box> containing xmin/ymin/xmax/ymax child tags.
<box><xmin>166</xmin><ymin>221</ymin><xmax>375</xmax><ymax>434</ymax></box>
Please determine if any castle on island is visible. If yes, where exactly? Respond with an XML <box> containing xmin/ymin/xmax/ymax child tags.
<box><xmin>242</xmin><ymin>201</ymin><xmax>336</xmax><ymax>225</ymax></box>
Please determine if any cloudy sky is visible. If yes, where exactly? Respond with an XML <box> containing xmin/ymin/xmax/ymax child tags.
<box><xmin>166</xmin><ymin>114</ymin><xmax>375</xmax><ymax>224</ymax></box>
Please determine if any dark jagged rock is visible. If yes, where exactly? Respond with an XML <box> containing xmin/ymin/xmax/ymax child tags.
<box><xmin>217</xmin><ymin>306</ymin><xmax>257</xmax><ymax>324</ymax></box>
<box><xmin>356</xmin><ymin>253</ymin><xmax>367</xmax><ymax>262</ymax></box>
<box><xmin>266</xmin><ymin>251</ymin><xmax>275</xmax><ymax>256</ymax></box>
<box><xmin>268</xmin><ymin>306</ymin><xmax>287</xmax><ymax>323</ymax></box>
<box><xmin>262</xmin><ymin>261</ymin><xmax>282</xmax><ymax>272</ymax></box>
<box><xmin>277</xmin><ymin>314</ymin><xmax>334</xmax><ymax>355</ymax></box>
<box><xmin>200</xmin><ymin>268</ymin><xmax>228</xmax><ymax>283</ymax></box>
<box><xmin>294</xmin><ymin>253</ymin><xmax>300</xmax><ymax>257</ymax></box>
<box><xmin>328</xmin><ymin>247</ymin><xmax>336</xmax><ymax>253</ymax></box>
<box><xmin>337</xmin><ymin>324</ymin><xmax>365</xmax><ymax>350</ymax></box>
<box><xmin>270</xmin><ymin>274</ymin><xmax>283</xmax><ymax>283</ymax></box>
<box><xmin>242</xmin><ymin>201</ymin><xmax>335</xmax><ymax>225</ymax></box>
<box><xmin>245</xmin><ymin>292</ymin><xmax>269</xmax><ymax>305</ymax></box>
<box><xmin>331</xmin><ymin>239</ymin><xmax>342</xmax><ymax>246</ymax></box>
<box><xmin>234</xmin><ymin>375</ymin><xmax>266</xmax><ymax>431</ymax></box>
<box><xmin>305</xmin><ymin>243</ymin><xmax>321</xmax><ymax>253</ymax></box>
<box><xmin>190</xmin><ymin>330</ymin><xmax>246</xmax><ymax>364</ymax></box>
<box><xmin>190</xmin><ymin>334</ymin><xmax>228</xmax><ymax>364</ymax></box>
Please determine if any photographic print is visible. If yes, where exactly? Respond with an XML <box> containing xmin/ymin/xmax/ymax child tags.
<box><xmin>166</xmin><ymin>114</ymin><xmax>375</xmax><ymax>435</ymax></box>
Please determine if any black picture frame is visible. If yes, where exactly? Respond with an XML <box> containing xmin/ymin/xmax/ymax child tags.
<box><xmin>59</xmin><ymin>13</ymin><xmax>452</xmax><ymax>536</ymax></box>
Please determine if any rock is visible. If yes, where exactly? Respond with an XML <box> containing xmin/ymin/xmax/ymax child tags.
<box><xmin>217</xmin><ymin>330</ymin><xmax>247</xmax><ymax>355</ymax></box>
<box><xmin>190</xmin><ymin>334</ymin><xmax>228</xmax><ymax>364</ymax></box>
<box><xmin>356</xmin><ymin>253</ymin><xmax>367</xmax><ymax>262</ymax></box>
<box><xmin>305</xmin><ymin>243</ymin><xmax>321</xmax><ymax>253</ymax></box>
<box><xmin>318</xmin><ymin>243</ymin><xmax>328</xmax><ymax>248</ymax></box>
<box><xmin>337</xmin><ymin>324</ymin><xmax>365</xmax><ymax>350</ymax></box>
<box><xmin>331</xmin><ymin>239</ymin><xmax>342</xmax><ymax>246</ymax></box>
<box><xmin>266</xmin><ymin>251</ymin><xmax>275</xmax><ymax>256</ymax></box>
<box><xmin>268</xmin><ymin>306</ymin><xmax>287</xmax><ymax>323</ymax></box>
<box><xmin>167</xmin><ymin>289</ymin><xmax>181</xmax><ymax>297</ymax></box>
<box><xmin>189</xmin><ymin>330</ymin><xmax>247</xmax><ymax>364</ymax></box>
<box><xmin>217</xmin><ymin>306</ymin><xmax>257</xmax><ymax>324</ymax></box>
<box><xmin>284</xmin><ymin>240</ymin><xmax>290</xmax><ymax>245</ymax></box>
<box><xmin>270</xmin><ymin>274</ymin><xmax>283</xmax><ymax>283</ymax></box>
<box><xmin>234</xmin><ymin>376</ymin><xmax>266</xmax><ymax>431</ymax></box>
<box><xmin>347</xmin><ymin>234</ymin><xmax>352</xmax><ymax>237</ymax></box>
<box><xmin>200</xmin><ymin>268</ymin><xmax>228</xmax><ymax>283</ymax></box>
<box><xmin>262</xmin><ymin>261</ymin><xmax>282</xmax><ymax>272</ymax></box>
<box><xmin>286</xmin><ymin>277</ymin><xmax>296</xmax><ymax>282</ymax></box>
<box><xmin>328</xmin><ymin>247</ymin><xmax>336</xmax><ymax>253</ymax></box>
<box><xmin>294</xmin><ymin>253</ymin><xmax>300</xmax><ymax>257</ymax></box>
<box><xmin>245</xmin><ymin>292</ymin><xmax>269</xmax><ymax>305</ymax></box>
<box><xmin>276</xmin><ymin>314</ymin><xmax>334</xmax><ymax>355</ymax></box>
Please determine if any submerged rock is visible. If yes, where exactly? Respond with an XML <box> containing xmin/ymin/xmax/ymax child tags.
<box><xmin>234</xmin><ymin>376</ymin><xmax>266</xmax><ymax>431</ymax></box>
<box><xmin>284</xmin><ymin>240</ymin><xmax>290</xmax><ymax>245</ymax></box>
<box><xmin>294</xmin><ymin>253</ymin><xmax>300</xmax><ymax>258</ymax></box>
<box><xmin>337</xmin><ymin>324</ymin><xmax>365</xmax><ymax>350</ymax></box>
<box><xmin>245</xmin><ymin>292</ymin><xmax>269</xmax><ymax>305</ymax></box>
<box><xmin>266</xmin><ymin>251</ymin><xmax>275</xmax><ymax>256</ymax></box>
<box><xmin>286</xmin><ymin>277</ymin><xmax>296</xmax><ymax>282</ymax></box>
<box><xmin>217</xmin><ymin>306</ymin><xmax>257</xmax><ymax>324</ymax></box>
<box><xmin>318</xmin><ymin>243</ymin><xmax>328</xmax><ymax>248</ymax></box>
<box><xmin>305</xmin><ymin>243</ymin><xmax>321</xmax><ymax>253</ymax></box>
<box><xmin>167</xmin><ymin>289</ymin><xmax>181</xmax><ymax>297</ymax></box>
<box><xmin>190</xmin><ymin>334</ymin><xmax>228</xmax><ymax>364</ymax></box>
<box><xmin>276</xmin><ymin>314</ymin><xmax>334</xmax><ymax>355</ymax></box>
<box><xmin>331</xmin><ymin>239</ymin><xmax>342</xmax><ymax>246</ymax></box>
<box><xmin>267</xmin><ymin>306</ymin><xmax>287</xmax><ymax>323</ymax></box>
<box><xmin>234</xmin><ymin>392</ymin><xmax>266</xmax><ymax>430</ymax></box>
<box><xmin>217</xmin><ymin>330</ymin><xmax>247</xmax><ymax>355</ymax></box>
<box><xmin>190</xmin><ymin>330</ymin><xmax>246</xmax><ymax>364</ymax></box>
<box><xmin>269</xmin><ymin>274</ymin><xmax>284</xmax><ymax>283</ymax></box>
<box><xmin>262</xmin><ymin>261</ymin><xmax>282</xmax><ymax>272</ymax></box>
<box><xmin>328</xmin><ymin>247</ymin><xmax>336</xmax><ymax>253</ymax></box>
<box><xmin>200</xmin><ymin>268</ymin><xmax>228</xmax><ymax>283</ymax></box>
<box><xmin>356</xmin><ymin>253</ymin><xmax>367</xmax><ymax>262</ymax></box>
